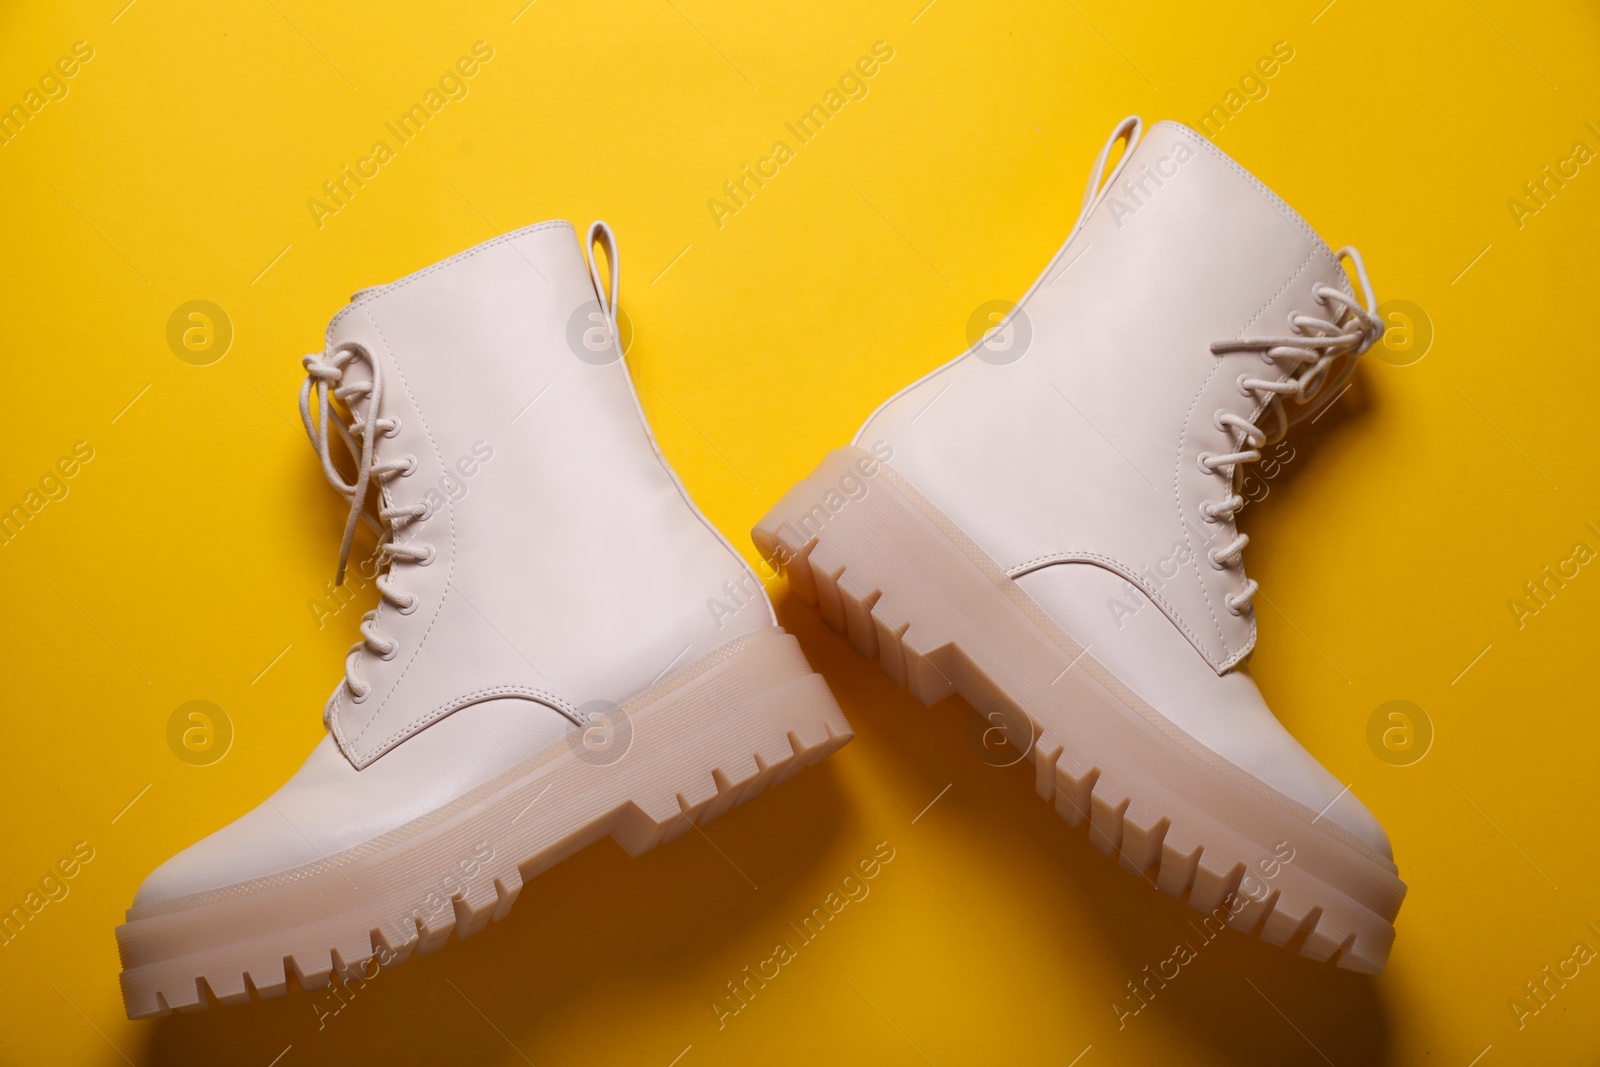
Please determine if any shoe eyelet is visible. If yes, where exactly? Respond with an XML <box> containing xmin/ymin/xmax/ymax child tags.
<box><xmin>350</xmin><ymin>682</ymin><xmax>370</xmax><ymax>704</ymax></box>
<box><xmin>1212</xmin><ymin>410</ymin><xmax>1229</xmax><ymax>433</ymax></box>
<box><xmin>1237</xmin><ymin>374</ymin><xmax>1254</xmax><ymax>397</ymax></box>
<box><xmin>397</xmin><ymin>594</ymin><xmax>419</xmax><ymax>616</ymax></box>
<box><xmin>401</xmin><ymin>454</ymin><xmax>418</xmax><ymax>477</ymax></box>
<box><xmin>379</xmin><ymin>641</ymin><xmax>399</xmax><ymax>661</ymax></box>
<box><xmin>383</xmin><ymin>418</ymin><xmax>403</xmax><ymax>438</ymax></box>
<box><xmin>415</xmin><ymin>543</ymin><xmax>436</xmax><ymax>566</ymax></box>
<box><xmin>1225</xmin><ymin>599</ymin><xmax>1243</xmax><ymax>617</ymax></box>
<box><xmin>1196</xmin><ymin>452</ymin><xmax>1216</xmax><ymax>474</ymax></box>
<box><xmin>1207</xmin><ymin>549</ymin><xmax>1226</xmax><ymax>570</ymax></box>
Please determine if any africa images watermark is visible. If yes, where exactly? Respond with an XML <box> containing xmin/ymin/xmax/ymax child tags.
<box><xmin>1506</xmin><ymin>120</ymin><xmax>1600</xmax><ymax>231</ymax></box>
<box><xmin>709</xmin><ymin>841</ymin><xmax>897</xmax><ymax>1030</ymax></box>
<box><xmin>1505</xmin><ymin>519</ymin><xmax>1600</xmax><ymax>632</ymax></box>
<box><xmin>1101</xmin><ymin>518</ymin><xmax>1228</xmax><ymax>632</ymax></box>
<box><xmin>1</xmin><ymin>440</ymin><xmax>96</xmax><ymax>549</ymax></box>
<box><xmin>705</xmin><ymin>41</ymin><xmax>896</xmax><ymax>231</ymax></box>
<box><xmin>1111</xmin><ymin>840</ymin><xmax>1297</xmax><ymax>1030</ymax></box>
<box><xmin>753</xmin><ymin>440</ymin><xmax>896</xmax><ymax>581</ymax></box>
<box><xmin>314</xmin><ymin>841</ymin><xmax>498</xmax><ymax>1028</ymax></box>
<box><xmin>1508</xmin><ymin>920</ymin><xmax>1600</xmax><ymax>1031</ymax></box>
<box><xmin>1197</xmin><ymin>41</ymin><xmax>1295</xmax><ymax>140</ymax></box>
<box><xmin>1</xmin><ymin>841</ymin><xmax>97</xmax><ymax>949</ymax></box>
<box><xmin>1100</xmin><ymin>135</ymin><xmax>1199</xmax><ymax>229</ymax></box>
<box><xmin>0</xmin><ymin>40</ymin><xmax>95</xmax><ymax>148</ymax></box>
<box><xmin>306</xmin><ymin>41</ymin><xmax>496</xmax><ymax>230</ymax></box>
<box><xmin>706</xmin><ymin>569</ymin><xmax>765</xmax><ymax>631</ymax></box>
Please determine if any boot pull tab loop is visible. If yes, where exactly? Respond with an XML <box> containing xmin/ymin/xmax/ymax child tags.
<box><xmin>1333</xmin><ymin>245</ymin><xmax>1383</xmax><ymax>353</ymax></box>
<box><xmin>1078</xmin><ymin>115</ymin><xmax>1142</xmax><ymax>228</ymax></box>
<box><xmin>585</xmin><ymin>220</ymin><xmax>621</xmax><ymax>333</ymax></box>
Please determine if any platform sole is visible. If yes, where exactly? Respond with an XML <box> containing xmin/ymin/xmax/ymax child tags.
<box><xmin>116</xmin><ymin>627</ymin><xmax>851</xmax><ymax>1018</ymax></box>
<box><xmin>753</xmin><ymin>447</ymin><xmax>1403</xmax><ymax>972</ymax></box>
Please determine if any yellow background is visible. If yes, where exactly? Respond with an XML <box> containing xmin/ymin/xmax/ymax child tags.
<box><xmin>2</xmin><ymin>0</ymin><xmax>1598</xmax><ymax>1063</ymax></box>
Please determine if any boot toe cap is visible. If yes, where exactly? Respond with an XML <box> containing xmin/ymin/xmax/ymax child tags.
<box><xmin>133</xmin><ymin>807</ymin><xmax>324</xmax><ymax>908</ymax></box>
<box><xmin>132</xmin><ymin>698</ymin><xmax>575</xmax><ymax>909</ymax></box>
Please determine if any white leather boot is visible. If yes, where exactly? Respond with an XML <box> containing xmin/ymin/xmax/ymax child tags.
<box><xmin>755</xmin><ymin>118</ymin><xmax>1404</xmax><ymax>972</ymax></box>
<box><xmin>117</xmin><ymin>221</ymin><xmax>851</xmax><ymax>1018</ymax></box>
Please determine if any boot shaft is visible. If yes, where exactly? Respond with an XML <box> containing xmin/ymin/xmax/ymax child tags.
<box><xmin>860</xmin><ymin>122</ymin><xmax>1370</xmax><ymax>672</ymax></box>
<box><xmin>318</xmin><ymin>222</ymin><xmax>770</xmax><ymax>766</ymax></box>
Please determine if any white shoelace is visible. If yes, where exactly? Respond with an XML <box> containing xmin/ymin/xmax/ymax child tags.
<box><xmin>299</xmin><ymin>342</ymin><xmax>434</xmax><ymax>701</ymax></box>
<box><xmin>1075</xmin><ymin>118</ymin><xmax>1385</xmax><ymax>617</ymax></box>
<box><xmin>1201</xmin><ymin>247</ymin><xmax>1383</xmax><ymax>615</ymax></box>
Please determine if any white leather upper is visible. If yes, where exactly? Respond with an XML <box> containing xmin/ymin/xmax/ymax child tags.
<box><xmin>136</xmin><ymin>222</ymin><xmax>775</xmax><ymax>906</ymax></box>
<box><xmin>135</xmin><ymin>699</ymin><xmax>573</xmax><ymax>905</ymax></box>
<box><xmin>1017</xmin><ymin>564</ymin><xmax>1388</xmax><ymax>858</ymax></box>
<box><xmin>862</xmin><ymin>121</ymin><xmax>1357</xmax><ymax>672</ymax></box>
<box><xmin>857</xmin><ymin>121</ymin><xmax>1389</xmax><ymax>854</ymax></box>
<box><xmin>322</xmin><ymin>221</ymin><xmax>772</xmax><ymax>768</ymax></box>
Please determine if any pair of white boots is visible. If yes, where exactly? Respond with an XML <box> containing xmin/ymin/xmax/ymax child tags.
<box><xmin>118</xmin><ymin>117</ymin><xmax>1404</xmax><ymax>1019</ymax></box>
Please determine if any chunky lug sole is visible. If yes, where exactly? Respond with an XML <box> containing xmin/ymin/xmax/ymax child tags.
<box><xmin>754</xmin><ymin>448</ymin><xmax>1404</xmax><ymax>973</ymax></box>
<box><xmin>117</xmin><ymin>628</ymin><xmax>850</xmax><ymax>1019</ymax></box>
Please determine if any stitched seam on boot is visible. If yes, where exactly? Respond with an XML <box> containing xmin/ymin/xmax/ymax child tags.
<box><xmin>1173</xmin><ymin>357</ymin><xmax>1231</xmax><ymax>666</ymax></box>
<box><xmin>1170</xmin><ymin>250</ymin><xmax>1314</xmax><ymax>671</ymax></box>
<box><xmin>1243</xmin><ymin>251</ymin><xmax>1314</xmax><ymax>333</ymax></box>
<box><xmin>324</xmin><ymin>220</ymin><xmax>573</xmax><ymax>342</ymax></box>
<box><xmin>1007</xmin><ymin>551</ymin><xmax>1215</xmax><ymax>656</ymax></box>
<box><xmin>360</xmin><ymin>687</ymin><xmax>580</xmax><ymax>759</ymax></box>
<box><xmin>325</xmin><ymin>228</ymin><xmax>576</xmax><ymax>751</ymax></box>
<box><xmin>1156</xmin><ymin>122</ymin><xmax>1341</xmax><ymax>273</ymax></box>
<box><xmin>340</xmin><ymin>303</ymin><xmax>458</xmax><ymax>758</ymax></box>
<box><xmin>1224</xmin><ymin>250</ymin><xmax>1315</xmax><ymax>666</ymax></box>
<box><xmin>610</xmin><ymin>352</ymin><xmax>779</xmax><ymax>637</ymax></box>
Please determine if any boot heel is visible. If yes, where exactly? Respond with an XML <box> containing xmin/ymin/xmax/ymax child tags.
<box><xmin>601</xmin><ymin>628</ymin><xmax>852</xmax><ymax>856</ymax></box>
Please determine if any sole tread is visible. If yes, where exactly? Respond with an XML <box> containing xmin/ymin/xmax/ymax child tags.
<box><xmin>753</xmin><ymin>447</ymin><xmax>1403</xmax><ymax>974</ymax></box>
<box><xmin>118</xmin><ymin>630</ymin><xmax>851</xmax><ymax>1018</ymax></box>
